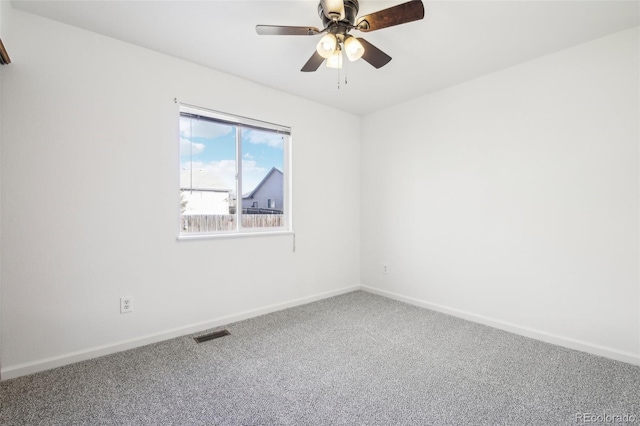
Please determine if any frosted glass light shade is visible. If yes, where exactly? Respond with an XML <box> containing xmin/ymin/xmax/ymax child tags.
<box><xmin>323</xmin><ymin>0</ymin><xmax>346</xmax><ymax>21</ymax></box>
<box><xmin>316</xmin><ymin>34</ymin><xmax>338</xmax><ymax>59</ymax></box>
<box><xmin>344</xmin><ymin>36</ymin><xmax>364</xmax><ymax>62</ymax></box>
<box><xmin>326</xmin><ymin>50</ymin><xmax>343</xmax><ymax>69</ymax></box>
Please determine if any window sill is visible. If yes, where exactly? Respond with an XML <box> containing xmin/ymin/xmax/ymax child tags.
<box><xmin>177</xmin><ymin>230</ymin><xmax>294</xmax><ymax>241</ymax></box>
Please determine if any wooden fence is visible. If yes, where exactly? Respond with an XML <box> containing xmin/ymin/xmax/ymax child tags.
<box><xmin>181</xmin><ymin>214</ymin><xmax>284</xmax><ymax>233</ymax></box>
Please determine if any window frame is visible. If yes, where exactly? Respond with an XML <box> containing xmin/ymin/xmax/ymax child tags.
<box><xmin>177</xmin><ymin>103</ymin><xmax>293</xmax><ymax>239</ymax></box>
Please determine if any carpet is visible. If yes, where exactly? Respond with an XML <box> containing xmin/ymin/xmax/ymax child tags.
<box><xmin>1</xmin><ymin>290</ymin><xmax>638</xmax><ymax>425</ymax></box>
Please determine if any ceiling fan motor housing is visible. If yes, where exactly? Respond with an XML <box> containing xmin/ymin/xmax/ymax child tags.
<box><xmin>318</xmin><ymin>0</ymin><xmax>360</xmax><ymax>27</ymax></box>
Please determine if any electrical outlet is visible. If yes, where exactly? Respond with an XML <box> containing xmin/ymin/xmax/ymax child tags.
<box><xmin>383</xmin><ymin>264</ymin><xmax>389</xmax><ymax>274</ymax></box>
<box><xmin>120</xmin><ymin>296</ymin><xmax>133</xmax><ymax>314</ymax></box>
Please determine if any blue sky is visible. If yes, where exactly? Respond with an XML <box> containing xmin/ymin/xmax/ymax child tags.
<box><xmin>180</xmin><ymin>117</ymin><xmax>284</xmax><ymax>194</ymax></box>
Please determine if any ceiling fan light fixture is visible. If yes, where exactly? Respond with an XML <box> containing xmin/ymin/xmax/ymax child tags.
<box><xmin>344</xmin><ymin>36</ymin><xmax>364</xmax><ymax>62</ymax></box>
<box><xmin>326</xmin><ymin>49</ymin><xmax>343</xmax><ymax>69</ymax></box>
<box><xmin>322</xmin><ymin>0</ymin><xmax>346</xmax><ymax>21</ymax></box>
<box><xmin>257</xmin><ymin>0</ymin><xmax>426</xmax><ymax>73</ymax></box>
<box><xmin>316</xmin><ymin>33</ymin><xmax>338</xmax><ymax>59</ymax></box>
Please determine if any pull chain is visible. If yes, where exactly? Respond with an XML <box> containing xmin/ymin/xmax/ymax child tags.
<box><xmin>345</xmin><ymin>58</ymin><xmax>348</xmax><ymax>86</ymax></box>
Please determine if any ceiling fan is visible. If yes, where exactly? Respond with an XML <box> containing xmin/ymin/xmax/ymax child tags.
<box><xmin>256</xmin><ymin>0</ymin><xmax>425</xmax><ymax>72</ymax></box>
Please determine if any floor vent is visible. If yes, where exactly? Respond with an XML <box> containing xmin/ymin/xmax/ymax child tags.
<box><xmin>194</xmin><ymin>329</ymin><xmax>230</xmax><ymax>343</ymax></box>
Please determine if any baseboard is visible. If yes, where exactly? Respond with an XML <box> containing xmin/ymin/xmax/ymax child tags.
<box><xmin>1</xmin><ymin>285</ymin><xmax>360</xmax><ymax>381</ymax></box>
<box><xmin>5</xmin><ymin>284</ymin><xmax>636</xmax><ymax>380</ymax></box>
<box><xmin>361</xmin><ymin>285</ymin><xmax>640</xmax><ymax>366</ymax></box>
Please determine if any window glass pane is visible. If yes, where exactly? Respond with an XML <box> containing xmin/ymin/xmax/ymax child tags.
<box><xmin>241</xmin><ymin>129</ymin><xmax>285</xmax><ymax>229</ymax></box>
<box><xmin>180</xmin><ymin>115</ymin><xmax>237</xmax><ymax>233</ymax></box>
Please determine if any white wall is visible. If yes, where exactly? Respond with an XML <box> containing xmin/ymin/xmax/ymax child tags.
<box><xmin>361</xmin><ymin>27</ymin><xmax>640</xmax><ymax>364</ymax></box>
<box><xmin>0</xmin><ymin>9</ymin><xmax>360</xmax><ymax>378</ymax></box>
<box><xmin>0</xmin><ymin>0</ymin><xmax>7</xmax><ymax>377</ymax></box>
<box><xmin>2</xmin><ymin>6</ymin><xmax>637</xmax><ymax>381</ymax></box>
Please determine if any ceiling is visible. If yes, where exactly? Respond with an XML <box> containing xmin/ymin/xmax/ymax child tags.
<box><xmin>10</xmin><ymin>0</ymin><xmax>640</xmax><ymax>115</ymax></box>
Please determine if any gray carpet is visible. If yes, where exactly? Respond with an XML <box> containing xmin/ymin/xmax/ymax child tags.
<box><xmin>1</xmin><ymin>290</ymin><xmax>638</xmax><ymax>425</ymax></box>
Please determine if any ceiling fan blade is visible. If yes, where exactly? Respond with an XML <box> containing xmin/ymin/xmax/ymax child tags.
<box><xmin>356</xmin><ymin>0</ymin><xmax>425</xmax><ymax>32</ymax></box>
<box><xmin>301</xmin><ymin>51</ymin><xmax>325</xmax><ymax>72</ymax></box>
<box><xmin>357</xmin><ymin>38</ymin><xmax>392</xmax><ymax>69</ymax></box>
<box><xmin>321</xmin><ymin>0</ymin><xmax>346</xmax><ymax>21</ymax></box>
<box><xmin>256</xmin><ymin>25</ymin><xmax>321</xmax><ymax>36</ymax></box>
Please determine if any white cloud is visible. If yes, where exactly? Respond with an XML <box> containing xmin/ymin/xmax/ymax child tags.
<box><xmin>179</xmin><ymin>159</ymin><xmax>270</xmax><ymax>195</ymax></box>
<box><xmin>180</xmin><ymin>160</ymin><xmax>236</xmax><ymax>190</ymax></box>
<box><xmin>180</xmin><ymin>138</ymin><xmax>205</xmax><ymax>157</ymax></box>
<box><xmin>244</xmin><ymin>130</ymin><xmax>284</xmax><ymax>149</ymax></box>
<box><xmin>241</xmin><ymin>159</ymin><xmax>268</xmax><ymax>194</ymax></box>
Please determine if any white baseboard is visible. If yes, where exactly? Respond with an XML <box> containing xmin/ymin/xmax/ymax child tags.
<box><xmin>1</xmin><ymin>285</ymin><xmax>360</xmax><ymax>381</ymax></box>
<box><xmin>361</xmin><ymin>285</ymin><xmax>640</xmax><ymax>366</ymax></box>
<box><xmin>4</xmin><ymin>284</ymin><xmax>637</xmax><ymax>380</ymax></box>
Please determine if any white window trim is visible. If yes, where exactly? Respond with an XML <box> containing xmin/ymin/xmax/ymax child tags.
<box><xmin>177</xmin><ymin>230</ymin><xmax>295</xmax><ymax>241</ymax></box>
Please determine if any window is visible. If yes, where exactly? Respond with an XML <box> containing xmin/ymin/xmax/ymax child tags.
<box><xmin>179</xmin><ymin>104</ymin><xmax>291</xmax><ymax>236</ymax></box>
